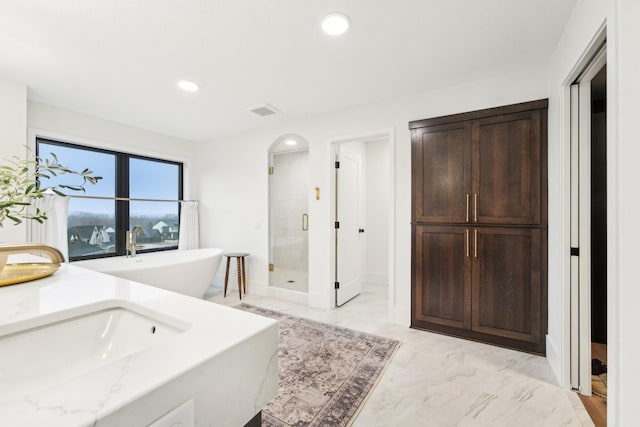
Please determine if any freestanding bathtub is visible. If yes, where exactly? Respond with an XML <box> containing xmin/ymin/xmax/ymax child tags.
<box><xmin>74</xmin><ymin>248</ymin><xmax>223</xmax><ymax>298</ymax></box>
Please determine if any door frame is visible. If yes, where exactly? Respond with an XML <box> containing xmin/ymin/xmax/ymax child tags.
<box><xmin>560</xmin><ymin>23</ymin><xmax>608</xmax><ymax>394</ymax></box>
<box><xmin>571</xmin><ymin>46</ymin><xmax>606</xmax><ymax>396</ymax></box>
<box><xmin>328</xmin><ymin>129</ymin><xmax>395</xmax><ymax>316</ymax></box>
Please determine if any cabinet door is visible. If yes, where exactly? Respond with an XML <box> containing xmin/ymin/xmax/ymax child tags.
<box><xmin>412</xmin><ymin>122</ymin><xmax>472</xmax><ymax>223</ymax></box>
<box><xmin>413</xmin><ymin>225</ymin><xmax>471</xmax><ymax>329</ymax></box>
<box><xmin>471</xmin><ymin>227</ymin><xmax>542</xmax><ymax>347</ymax></box>
<box><xmin>472</xmin><ymin>111</ymin><xmax>542</xmax><ymax>224</ymax></box>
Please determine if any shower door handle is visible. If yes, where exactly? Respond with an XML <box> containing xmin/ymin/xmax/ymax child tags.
<box><xmin>302</xmin><ymin>214</ymin><xmax>309</xmax><ymax>231</ymax></box>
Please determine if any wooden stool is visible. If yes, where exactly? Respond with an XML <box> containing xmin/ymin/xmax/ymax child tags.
<box><xmin>223</xmin><ymin>252</ymin><xmax>249</xmax><ymax>299</ymax></box>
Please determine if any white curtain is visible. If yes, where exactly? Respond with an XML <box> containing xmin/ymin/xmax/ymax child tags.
<box><xmin>178</xmin><ymin>200</ymin><xmax>200</xmax><ymax>250</ymax></box>
<box><xmin>31</xmin><ymin>195</ymin><xmax>70</xmax><ymax>261</ymax></box>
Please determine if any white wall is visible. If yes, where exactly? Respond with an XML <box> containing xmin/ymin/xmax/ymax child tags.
<box><xmin>0</xmin><ymin>79</ymin><xmax>28</xmax><ymax>243</ymax></box>
<box><xmin>196</xmin><ymin>67</ymin><xmax>547</xmax><ymax>323</ymax></box>
<box><xmin>546</xmin><ymin>0</ymin><xmax>640</xmax><ymax>423</ymax></box>
<box><xmin>612</xmin><ymin>0</ymin><xmax>640</xmax><ymax>423</ymax></box>
<box><xmin>544</xmin><ymin>0</ymin><xmax>609</xmax><ymax>389</ymax></box>
<box><xmin>364</xmin><ymin>139</ymin><xmax>389</xmax><ymax>285</ymax></box>
<box><xmin>27</xmin><ymin>101</ymin><xmax>199</xmax><ymax>197</ymax></box>
<box><xmin>1</xmin><ymin>97</ymin><xmax>198</xmax><ymax>247</ymax></box>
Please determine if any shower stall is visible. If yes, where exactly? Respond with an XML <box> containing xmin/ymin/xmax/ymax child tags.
<box><xmin>268</xmin><ymin>135</ymin><xmax>309</xmax><ymax>293</ymax></box>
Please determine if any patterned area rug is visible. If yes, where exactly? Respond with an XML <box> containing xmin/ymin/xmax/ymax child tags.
<box><xmin>236</xmin><ymin>304</ymin><xmax>400</xmax><ymax>427</ymax></box>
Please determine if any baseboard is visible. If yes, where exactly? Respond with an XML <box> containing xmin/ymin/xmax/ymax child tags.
<box><xmin>390</xmin><ymin>305</ymin><xmax>410</xmax><ymax>327</ymax></box>
<box><xmin>248</xmin><ymin>279</ymin><xmax>268</xmax><ymax>297</ymax></box>
<box><xmin>266</xmin><ymin>286</ymin><xmax>307</xmax><ymax>304</ymax></box>
<box><xmin>363</xmin><ymin>272</ymin><xmax>388</xmax><ymax>286</ymax></box>
<box><xmin>308</xmin><ymin>290</ymin><xmax>331</xmax><ymax>310</ymax></box>
<box><xmin>207</xmin><ymin>275</ymin><xmax>269</xmax><ymax>298</ymax></box>
<box><xmin>546</xmin><ymin>334</ymin><xmax>562</xmax><ymax>387</ymax></box>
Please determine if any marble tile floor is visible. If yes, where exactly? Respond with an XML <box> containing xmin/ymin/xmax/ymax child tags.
<box><xmin>206</xmin><ymin>283</ymin><xmax>593</xmax><ymax>426</ymax></box>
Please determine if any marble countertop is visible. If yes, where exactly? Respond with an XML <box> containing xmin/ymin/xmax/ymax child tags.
<box><xmin>0</xmin><ymin>256</ymin><xmax>278</xmax><ymax>426</ymax></box>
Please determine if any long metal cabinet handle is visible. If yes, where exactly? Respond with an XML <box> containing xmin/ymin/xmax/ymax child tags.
<box><xmin>465</xmin><ymin>229</ymin><xmax>470</xmax><ymax>257</ymax></box>
<box><xmin>474</xmin><ymin>229</ymin><xmax>478</xmax><ymax>258</ymax></box>
<box><xmin>466</xmin><ymin>194</ymin><xmax>470</xmax><ymax>222</ymax></box>
<box><xmin>474</xmin><ymin>194</ymin><xmax>478</xmax><ymax>222</ymax></box>
<box><xmin>302</xmin><ymin>214</ymin><xmax>309</xmax><ymax>231</ymax></box>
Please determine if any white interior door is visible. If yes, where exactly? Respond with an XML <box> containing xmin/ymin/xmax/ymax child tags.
<box><xmin>335</xmin><ymin>145</ymin><xmax>363</xmax><ymax>306</ymax></box>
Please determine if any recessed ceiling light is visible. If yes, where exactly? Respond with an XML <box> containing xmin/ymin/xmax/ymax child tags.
<box><xmin>321</xmin><ymin>13</ymin><xmax>350</xmax><ymax>36</ymax></box>
<box><xmin>177</xmin><ymin>80</ymin><xmax>199</xmax><ymax>92</ymax></box>
<box><xmin>285</xmin><ymin>140</ymin><xmax>297</xmax><ymax>146</ymax></box>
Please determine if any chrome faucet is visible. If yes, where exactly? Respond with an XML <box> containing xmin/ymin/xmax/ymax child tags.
<box><xmin>126</xmin><ymin>225</ymin><xmax>145</xmax><ymax>257</ymax></box>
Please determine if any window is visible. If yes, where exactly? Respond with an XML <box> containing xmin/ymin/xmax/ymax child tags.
<box><xmin>36</xmin><ymin>138</ymin><xmax>183</xmax><ymax>260</ymax></box>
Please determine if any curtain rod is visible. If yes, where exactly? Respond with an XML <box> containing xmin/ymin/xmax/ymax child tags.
<box><xmin>62</xmin><ymin>194</ymin><xmax>197</xmax><ymax>203</ymax></box>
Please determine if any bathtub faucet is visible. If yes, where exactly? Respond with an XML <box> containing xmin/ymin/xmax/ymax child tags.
<box><xmin>126</xmin><ymin>225</ymin><xmax>145</xmax><ymax>257</ymax></box>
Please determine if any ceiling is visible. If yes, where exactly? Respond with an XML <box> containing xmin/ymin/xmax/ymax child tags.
<box><xmin>0</xmin><ymin>0</ymin><xmax>576</xmax><ymax>142</ymax></box>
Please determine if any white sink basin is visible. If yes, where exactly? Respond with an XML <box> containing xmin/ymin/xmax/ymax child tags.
<box><xmin>0</xmin><ymin>304</ymin><xmax>188</xmax><ymax>400</ymax></box>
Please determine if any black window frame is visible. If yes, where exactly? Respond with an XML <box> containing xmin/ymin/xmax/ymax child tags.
<box><xmin>36</xmin><ymin>137</ymin><xmax>184</xmax><ymax>261</ymax></box>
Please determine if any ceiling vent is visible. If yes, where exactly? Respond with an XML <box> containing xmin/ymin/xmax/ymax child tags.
<box><xmin>248</xmin><ymin>103</ymin><xmax>280</xmax><ymax>117</ymax></box>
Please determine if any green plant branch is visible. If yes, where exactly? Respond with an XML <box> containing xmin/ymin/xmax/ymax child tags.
<box><xmin>0</xmin><ymin>153</ymin><xmax>102</xmax><ymax>227</ymax></box>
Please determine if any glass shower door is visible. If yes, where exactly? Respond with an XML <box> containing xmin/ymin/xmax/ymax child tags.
<box><xmin>269</xmin><ymin>149</ymin><xmax>309</xmax><ymax>292</ymax></box>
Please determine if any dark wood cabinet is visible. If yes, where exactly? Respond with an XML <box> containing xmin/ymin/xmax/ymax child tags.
<box><xmin>410</xmin><ymin>100</ymin><xmax>548</xmax><ymax>355</ymax></box>
<box><xmin>413</xmin><ymin>225</ymin><xmax>471</xmax><ymax>330</ymax></box>
<box><xmin>412</xmin><ymin>105</ymin><xmax>545</xmax><ymax>226</ymax></box>
<box><xmin>472</xmin><ymin>227</ymin><xmax>544</xmax><ymax>348</ymax></box>
<box><xmin>472</xmin><ymin>111</ymin><xmax>542</xmax><ymax>225</ymax></box>
<box><xmin>412</xmin><ymin>122</ymin><xmax>472</xmax><ymax>224</ymax></box>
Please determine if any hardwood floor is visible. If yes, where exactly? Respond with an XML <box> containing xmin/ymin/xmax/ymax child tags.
<box><xmin>578</xmin><ymin>342</ymin><xmax>607</xmax><ymax>427</ymax></box>
<box><xmin>592</xmin><ymin>342</ymin><xmax>607</xmax><ymax>364</ymax></box>
<box><xmin>579</xmin><ymin>393</ymin><xmax>606</xmax><ymax>427</ymax></box>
